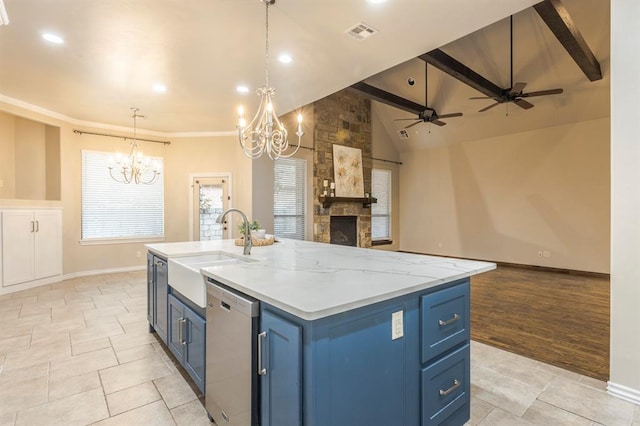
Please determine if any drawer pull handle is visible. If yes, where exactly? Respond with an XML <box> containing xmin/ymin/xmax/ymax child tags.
<box><xmin>439</xmin><ymin>379</ymin><xmax>461</xmax><ymax>396</ymax></box>
<box><xmin>438</xmin><ymin>313</ymin><xmax>460</xmax><ymax>326</ymax></box>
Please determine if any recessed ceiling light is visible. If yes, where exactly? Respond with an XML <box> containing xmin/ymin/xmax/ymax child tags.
<box><xmin>278</xmin><ymin>54</ymin><xmax>292</xmax><ymax>64</ymax></box>
<box><xmin>236</xmin><ymin>85</ymin><xmax>249</xmax><ymax>94</ymax></box>
<box><xmin>42</xmin><ymin>33</ymin><xmax>64</xmax><ymax>44</ymax></box>
<box><xmin>152</xmin><ymin>84</ymin><xmax>167</xmax><ymax>93</ymax></box>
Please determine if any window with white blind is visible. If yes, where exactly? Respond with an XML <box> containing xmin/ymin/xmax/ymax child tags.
<box><xmin>372</xmin><ymin>168</ymin><xmax>391</xmax><ymax>241</ymax></box>
<box><xmin>274</xmin><ymin>157</ymin><xmax>306</xmax><ymax>240</ymax></box>
<box><xmin>81</xmin><ymin>150</ymin><xmax>164</xmax><ymax>242</ymax></box>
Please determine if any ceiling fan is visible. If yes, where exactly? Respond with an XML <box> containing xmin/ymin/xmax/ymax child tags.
<box><xmin>394</xmin><ymin>63</ymin><xmax>462</xmax><ymax>129</ymax></box>
<box><xmin>470</xmin><ymin>15</ymin><xmax>564</xmax><ymax>113</ymax></box>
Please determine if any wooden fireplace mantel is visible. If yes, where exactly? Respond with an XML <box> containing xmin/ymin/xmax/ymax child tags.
<box><xmin>318</xmin><ymin>196</ymin><xmax>377</xmax><ymax>209</ymax></box>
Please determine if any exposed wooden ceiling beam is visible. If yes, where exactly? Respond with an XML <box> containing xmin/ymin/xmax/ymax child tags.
<box><xmin>349</xmin><ymin>81</ymin><xmax>424</xmax><ymax>114</ymax></box>
<box><xmin>419</xmin><ymin>49</ymin><xmax>503</xmax><ymax>99</ymax></box>
<box><xmin>534</xmin><ymin>0</ymin><xmax>602</xmax><ymax>81</ymax></box>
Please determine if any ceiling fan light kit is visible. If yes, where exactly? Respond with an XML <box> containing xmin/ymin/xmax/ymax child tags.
<box><xmin>470</xmin><ymin>15</ymin><xmax>564</xmax><ymax>114</ymax></box>
<box><xmin>393</xmin><ymin>62</ymin><xmax>463</xmax><ymax>130</ymax></box>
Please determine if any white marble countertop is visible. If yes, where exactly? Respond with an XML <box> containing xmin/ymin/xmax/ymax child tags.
<box><xmin>147</xmin><ymin>239</ymin><xmax>495</xmax><ymax>321</ymax></box>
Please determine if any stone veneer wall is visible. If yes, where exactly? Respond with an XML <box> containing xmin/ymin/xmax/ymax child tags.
<box><xmin>313</xmin><ymin>89</ymin><xmax>372</xmax><ymax>247</ymax></box>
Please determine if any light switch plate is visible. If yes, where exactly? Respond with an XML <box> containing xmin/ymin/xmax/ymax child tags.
<box><xmin>392</xmin><ymin>310</ymin><xmax>403</xmax><ymax>340</ymax></box>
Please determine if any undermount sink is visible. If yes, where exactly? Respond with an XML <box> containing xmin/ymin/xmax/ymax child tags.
<box><xmin>168</xmin><ymin>252</ymin><xmax>253</xmax><ymax>308</ymax></box>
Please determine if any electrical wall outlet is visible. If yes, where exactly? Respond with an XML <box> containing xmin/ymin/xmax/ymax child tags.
<box><xmin>543</xmin><ymin>250</ymin><xmax>551</xmax><ymax>258</ymax></box>
<box><xmin>392</xmin><ymin>311</ymin><xmax>403</xmax><ymax>340</ymax></box>
<box><xmin>537</xmin><ymin>251</ymin><xmax>543</xmax><ymax>257</ymax></box>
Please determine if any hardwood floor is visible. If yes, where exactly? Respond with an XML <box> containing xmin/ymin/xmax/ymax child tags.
<box><xmin>470</xmin><ymin>265</ymin><xmax>610</xmax><ymax>381</ymax></box>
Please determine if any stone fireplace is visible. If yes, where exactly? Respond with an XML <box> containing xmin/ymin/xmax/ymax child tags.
<box><xmin>311</xmin><ymin>89</ymin><xmax>373</xmax><ymax>248</ymax></box>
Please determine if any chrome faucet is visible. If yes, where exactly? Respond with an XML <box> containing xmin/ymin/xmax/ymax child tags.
<box><xmin>216</xmin><ymin>208</ymin><xmax>252</xmax><ymax>255</ymax></box>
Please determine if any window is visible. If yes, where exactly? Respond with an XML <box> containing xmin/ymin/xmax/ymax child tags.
<box><xmin>372</xmin><ymin>168</ymin><xmax>391</xmax><ymax>241</ymax></box>
<box><xmin>81</xmin><ymin>150</ymin><xmax>164</xmax><ymax>242</ymax></box>
<box><xmin>274</xmin><ymin>157</ymin><xmax>306</xmax><ymax>240</ymax></box>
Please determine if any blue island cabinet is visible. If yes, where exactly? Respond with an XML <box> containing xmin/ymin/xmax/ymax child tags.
<box><xmin>259</xmin><ymin>278</ymin><xmax>470</xmax><ymax>426</ymax></box>
<box><xmin>167</xmin><ymin>294</ymin><xmax>206</xmax><ymax>393</ymax></box>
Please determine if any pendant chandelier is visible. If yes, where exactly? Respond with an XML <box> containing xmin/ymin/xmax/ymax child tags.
<box><xmin>108</xmin><ymin>108</ymin><xmax>160</xmax><ymax>185</ymax></box>
<box><xmin>236</xmin><ymin>0</ymin><xmax>303</xmax><ymax>160</ymax></box>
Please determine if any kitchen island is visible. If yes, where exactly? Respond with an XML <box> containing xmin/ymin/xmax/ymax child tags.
<box><xmin>146</xmin><ymin>239</ymin><xmax>495</xmax><ymax>426</ymax></box>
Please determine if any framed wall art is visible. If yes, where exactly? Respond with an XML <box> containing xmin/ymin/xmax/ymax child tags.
<box><xmin>332</xmin><ymin>145</ymin><xmax>364</xmax><ymax>197</ymax></box>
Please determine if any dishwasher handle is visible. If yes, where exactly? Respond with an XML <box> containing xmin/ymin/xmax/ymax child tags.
<box><xmin>257</xmin><ymin>331</ymin><xmax>267</xmax><ymax>376</ymax></box>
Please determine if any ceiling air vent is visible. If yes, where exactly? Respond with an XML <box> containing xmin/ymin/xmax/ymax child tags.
<box><xmin>345</xmin><ymin>22</ymin><xmax>378</xmax><ymax>41</ymax></box>
<box><xmin>398</xmin><ymin>129</ymin><xmax>409</xmax><ymax>140</ymax></box>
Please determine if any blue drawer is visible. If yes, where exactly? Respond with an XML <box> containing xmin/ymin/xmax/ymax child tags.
<box><xmin>420</xmin><ymin>281</ymin><xmax>470</xmax><ymax>363</ymax></box>
<box><xmin>421</xmin><ymin>343</ymin><xmax>470</xmax><ymax>426</ymax></box>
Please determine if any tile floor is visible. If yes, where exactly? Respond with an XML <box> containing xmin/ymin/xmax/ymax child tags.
<box><xmin>0</xmin><ymin>271</ymin><xmax>638</xmax><ymax>425</ymax></box>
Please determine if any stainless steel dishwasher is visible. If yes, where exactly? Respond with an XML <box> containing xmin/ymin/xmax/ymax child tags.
<box><xmin>205</xmin><ymin>277</ymin><xmax>260</xmax><ymax>426</ymax></box>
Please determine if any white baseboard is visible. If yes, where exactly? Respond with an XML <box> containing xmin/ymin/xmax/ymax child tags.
<box><xmin>607</xmin><ymin>381</ymin><xmax>640</xmax><ymax>405</ymax></box>
<box><xmin>0</xmin><ymin>274</ymin><xmax>62</xmax><ymax>296</ymax></box>
<box><xmin>62</xmin><ymin>265</ymin><xmax>146</xmax><ymax>280</ymax></box>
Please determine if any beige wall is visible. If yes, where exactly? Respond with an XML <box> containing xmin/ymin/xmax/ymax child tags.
<box><xmin>399</xmin><ymin>117</ymin><xmax>610</xmax><ymax>273</ymax></box>
<box><xmin>0</xmin><ymin>101</ymin><xmax>252</xmax><ymax>276</ymax></box>
<box><xmin>372</xmin><ymin>103</ymin><xmax>401</xmax><ymax>251</ymax></box>
<box><xmin>14</xmin><ymin>117</ymin><xmax>47</xmax><ymax>200</ymax></box>
<box><xmin>0</xmin><ymin>111</ymin><xmax>16</xmax><ymax>198</ymax></box>
<box><xmin>45</xmin><ymin>124</ymin><xmax>61</xmax><ymax>201</ymax></box>
<box><xmin>64</xmin><ymin>131</ymin><xmax>251</xmax><ymax>274</ymax></box>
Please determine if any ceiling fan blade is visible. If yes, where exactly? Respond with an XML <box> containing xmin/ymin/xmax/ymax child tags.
<box><xmin>520</xmin><ymin>88</ymin><xmax>564</xmax><ymax>98</ymax></box>
<box><xmin>469</xmin><ymin>96</ymin><xmax>494</xmax><ymax>100</ymax></box>
<box><xmin>479</xmin><ymin>102</ymin><xmax>500</xmax><ymax>112</ymax></box>
<box><xmin>394</xmin><ymin>118</ymin><xmax>420</xmax><ymax>121</ymax></box>
<box><xmin>404</xmin><ymin>121</ymin><xmax>422</xmax><ymax>129</ymax></box>
<box><xmin>437</xmin><ymin>112</ymin><xmax>463</xmax><ymax>119</ymax></box>
<box><xmin>510</xmin><ymin>82</ymin><xmax>527</xmax><ymax>95</ymax></box>
<box><xmin>513</xmin><ymin>98</ymin><xmax>534</xmax><ymax>109</ymax></box>
<box><xmin>431</xmin><ymin>119</ymin><xmax>446</xmax><ymax>126</ymax></box>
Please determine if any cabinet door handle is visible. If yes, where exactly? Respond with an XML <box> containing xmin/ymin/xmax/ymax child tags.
<box><xmin>257</xmin><ymin>331</ymin><xmax>267</xmax><ymax>376</ymax></box>
<box><xmin>180</xmin><ymin>318</ymin><xmax>187</xmax><ymax>345</ymax></box>
<box><xmin>177</xmin><ymin>317</ymin><xmax>184</xmax><ymax>343</ymax></box>
<box><xmin>438</xmin><ymin>313</ymin><xmax>460</xmax><ymax>327</ymax></box>
<box><xmin>35</xmin><ymin>220</ymin><xmax>39</xmax><ymax>232</ymax></box>
<box><xmin>439</xmin><ymin>379</ymin><xmax>461</xmax><ymax>396</ymax></box>
<box><xmin>31</xmin><ymin>221</ymin><xmax>35</xmax><ymax>232</ymax></box>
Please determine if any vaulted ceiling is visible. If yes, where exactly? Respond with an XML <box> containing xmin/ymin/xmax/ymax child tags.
<box><xmin>0</xmin><ymin>0</ymin><xmax>608</xmax><ymax>149</ymax></box>
<box><xmin>366</xmin><ymin>0</ymin><xmax>609</xmax><ymax>151</ymax></box>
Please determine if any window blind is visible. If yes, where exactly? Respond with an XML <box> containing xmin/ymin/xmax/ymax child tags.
<box><xmin>372</xmin><ymin>168</ymin><xmax>391</xmax><ymax>240</ymax></box>
<box><xmin>81</xmin><ymin>150</ymin><xmax>164</xmax><ymax>241</ymax></box>
<box><xmin>274</xmin><ymin>157</ymin><xmax>306</xmax><ymax>240</ymax></box>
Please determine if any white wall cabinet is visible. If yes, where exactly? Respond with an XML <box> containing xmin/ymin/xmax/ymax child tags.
<box><xmin>1</xmin><ymin>209</ymin><xmax>62</xmax><ymax>291</ymax></box>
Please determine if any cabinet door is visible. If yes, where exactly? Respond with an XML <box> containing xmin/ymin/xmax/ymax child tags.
<box><xmin>167</xmin><ymin>294</ymin><xmax>186</xmax><ymax>361</ymax></box>
<box><xmin>33</xmin><ymin>210</ymin><xmax>62</xmax><ymax>280</ymax></box>
<box><xmin>260</xmin><ymin>310</ymin><xmax>302</xmax><ymax>426</ymax></box>
<box><xmin>1</xmin><ymin>210</ymin><xmax>35</xmax><ymax>286</ymax></box>
<box><xmin>184</xmin><ymin>307</ymin><xmax>206</xmax><ymax>393</ymax></box>
<box><xmin>154</xmin><ymin>256</ymin><xmax>169</xmax><ymax>343</ymax></box>
<box><xmin>147</xmin><ymin>253</ymin><xmax>155</xmax><ymax>326</ymax></box>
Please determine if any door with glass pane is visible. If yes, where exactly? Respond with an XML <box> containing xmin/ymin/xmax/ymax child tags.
<box><xmin>193</xmin><ymin>177</ymin><xmax>229</xmax><ymax>241</ymax></box>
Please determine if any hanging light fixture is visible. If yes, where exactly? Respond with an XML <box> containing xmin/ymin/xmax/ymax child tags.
<box><xmin>108</xmin><ymin>108</ymin><xmax>160</xmax><ymax>184</ymax></box>
<box><xmin>236</xmin><ymin>0</ymin><xmax>303</xmax><ymax>160</ymax></box>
